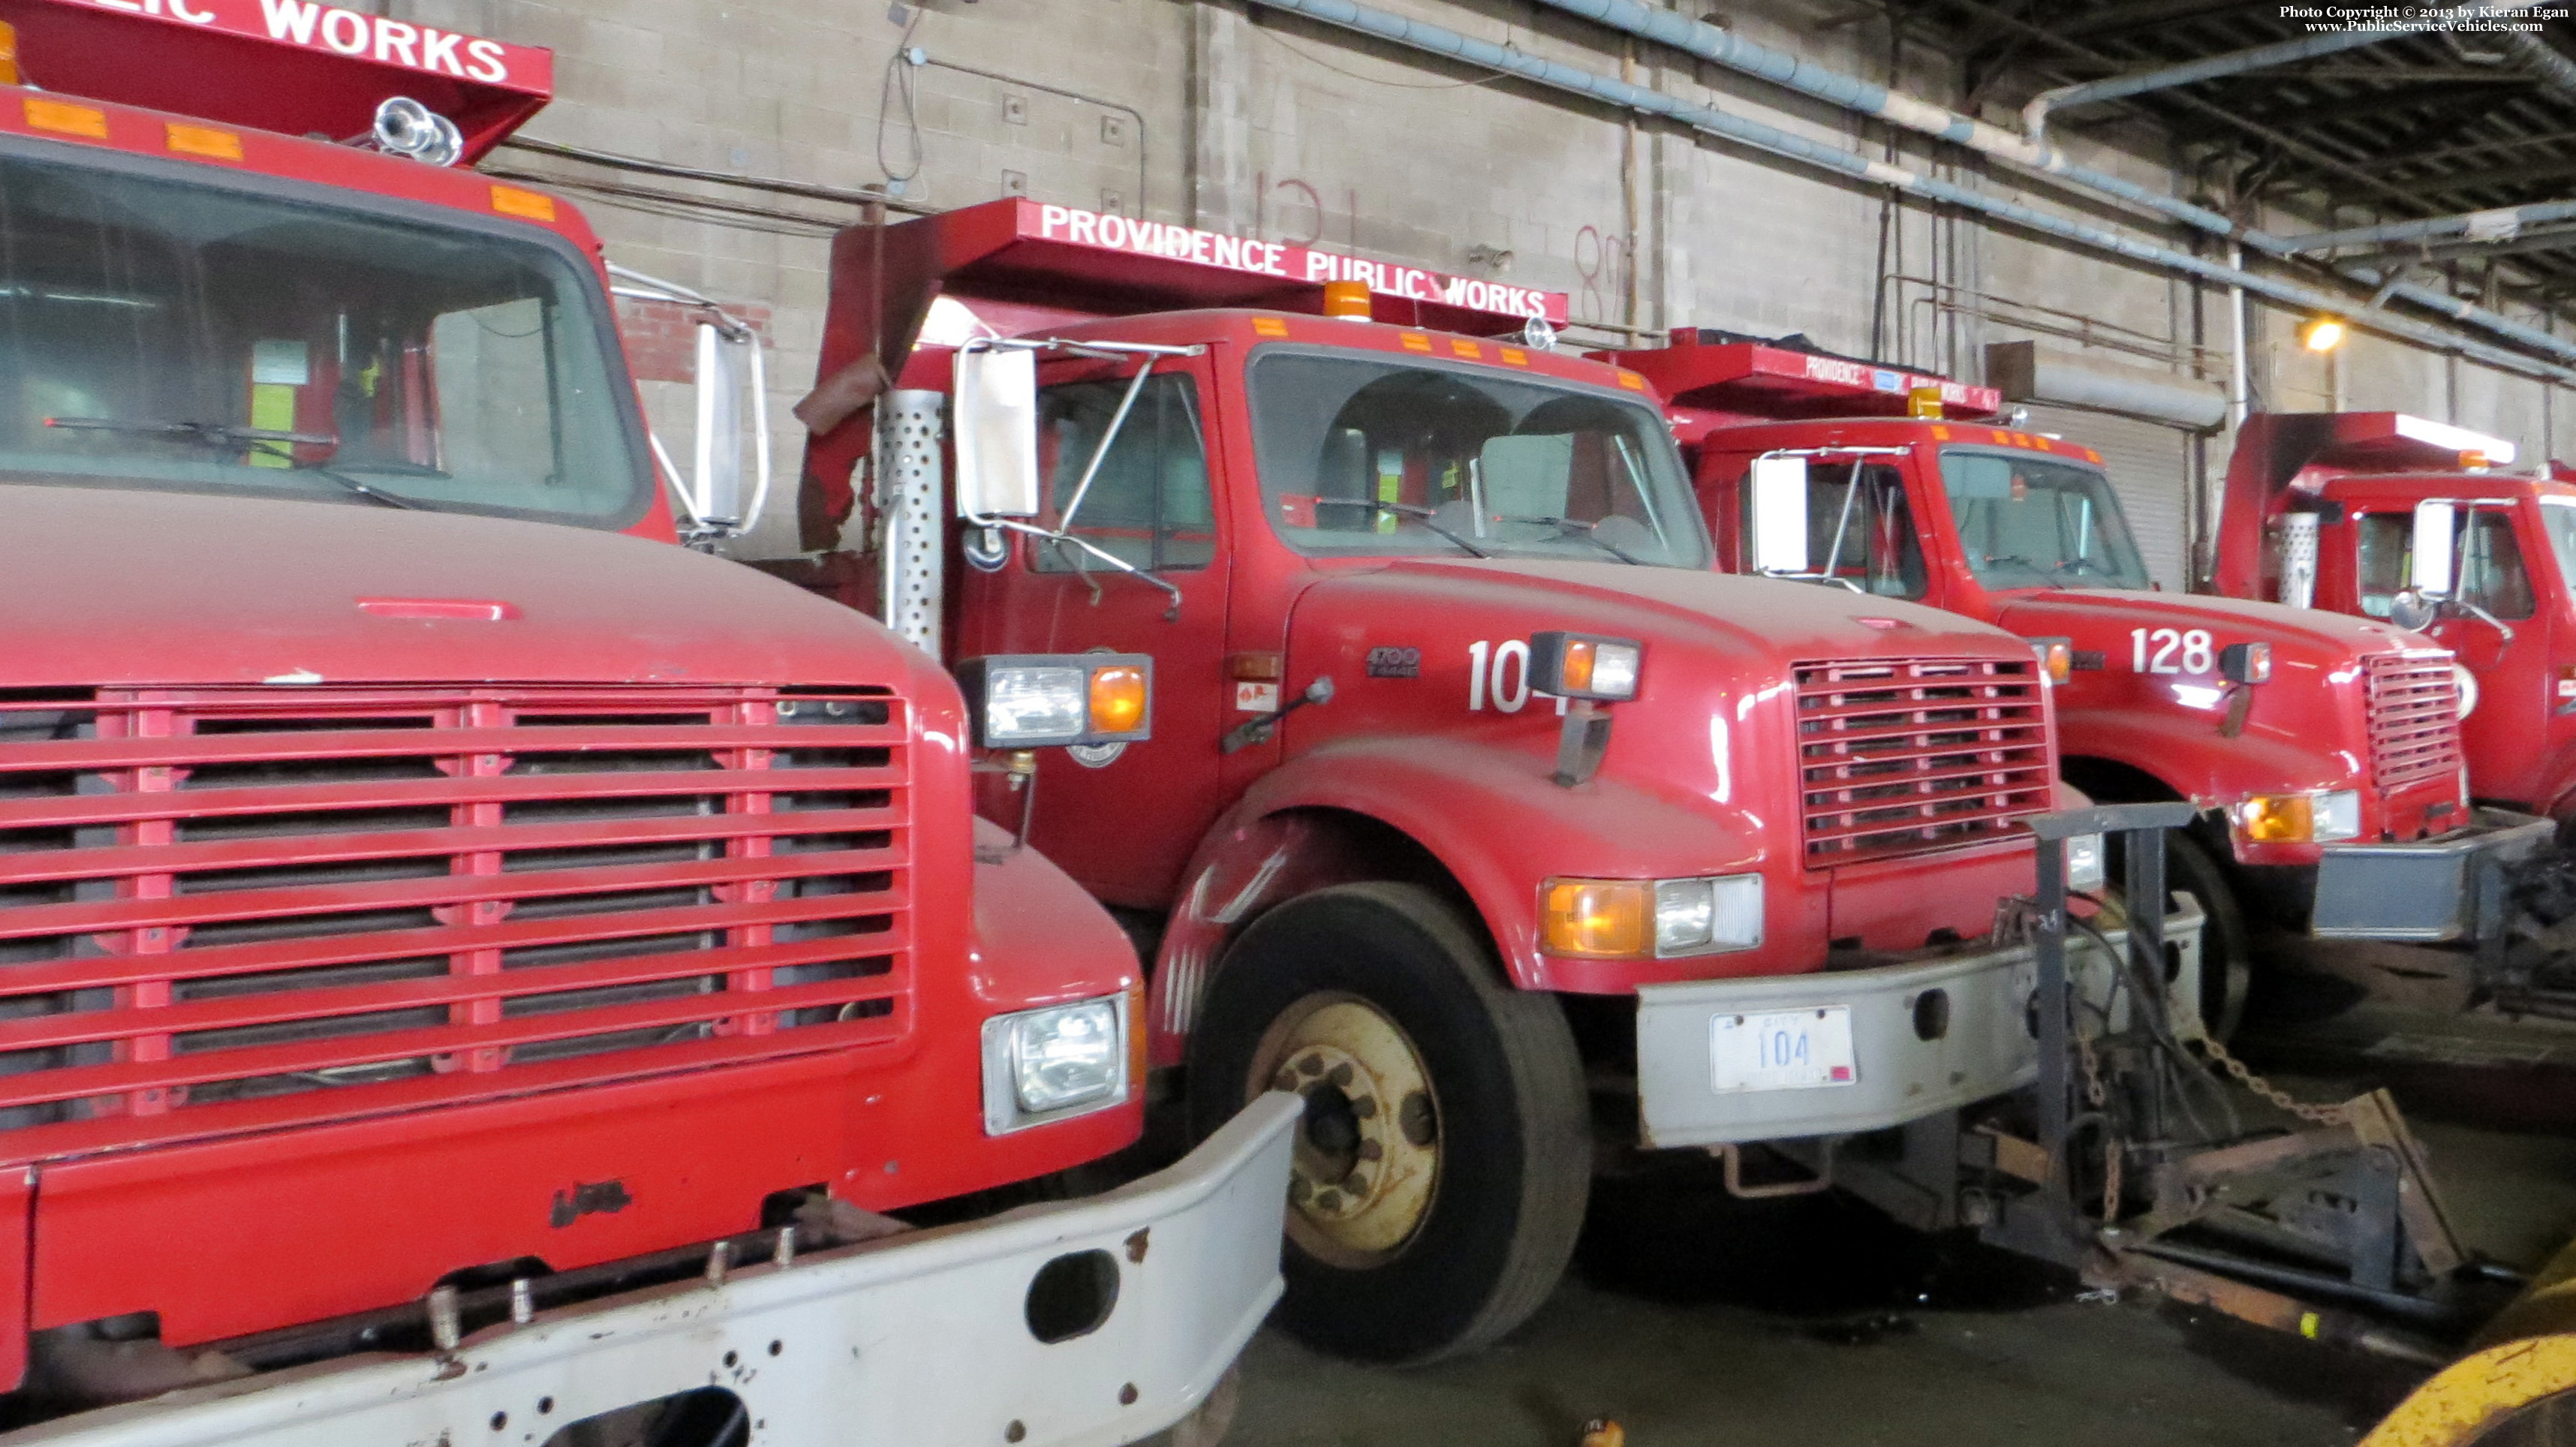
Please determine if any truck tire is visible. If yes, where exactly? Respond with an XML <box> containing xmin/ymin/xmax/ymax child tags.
<box><xmin>2165</xmin><ymin>834</ymin><xmax>2251</xmax><ymax>1041</ymax></box>
<box><xmin>1185</xmin><ymin>882</ymin><xmax>1590</xmax><ymax>1364</ymax></box>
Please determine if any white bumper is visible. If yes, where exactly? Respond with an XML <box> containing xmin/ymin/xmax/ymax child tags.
<box><xmin>1636</xmin><ymin>910</ymin><xmax>2204</xmax><ymax>1148</ymax></box>
<box><xmin>6</xmin><ymin>1094</ymin><xmax>1300</xmax><ymax>1447</ymax></box>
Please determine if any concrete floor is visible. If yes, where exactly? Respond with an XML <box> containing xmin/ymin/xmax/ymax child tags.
<box><xmin>1215</xmin><ymin>1003</ymin><xmax>2576</xmax><ymax>1447</ymax></box>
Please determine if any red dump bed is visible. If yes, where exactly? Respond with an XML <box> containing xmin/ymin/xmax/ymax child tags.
<box><xmin>0</xmin><ymin>0</ymin><xmax>549</xmax><ymax>159</ymax></box>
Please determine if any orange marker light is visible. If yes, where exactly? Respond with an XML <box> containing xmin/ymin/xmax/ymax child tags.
<box><xmin>1541</xmin><ymin>879</ymin><xmax>1653</xmax><ymax>958</ymax></box>
<box><xmin>166</xmin><ymin>122</ymin><xmax>243</xmax><ymax>161</ymax></box>
<box><xmin>1088</xmin><ymin>664</ymin><xmax>1148</xmax><ymax>736</ymax></box>
<box><xmin>1617</xmin><ymin>371</ymin><xmax>1646</xmax><ymax>391</ymax></box>
<box><xmin>1500</xmin><ymin>347</ymin><xmax>1529</xmax><ymax>366</ymax></box>
<box><xmin>1323</xmin><ymin>279</ymin><xmax>1372</xmax><ymax>320</ymax></box>
<box><xmin>1400</xmin><ymin>332</ymin><xmax>1433</xmax><ymax>353</ymax></box>
<box><xmin>1560</xmin><ymin>639</ymin><xmax>1599</xmax><ymax>693</ymax></box>
<box><xmin>1251</xmin><ymin>317</ymin><xmax>1290</xmax><ymax>338</ymax></box>
<box><xmin>24</xmin><ymin>96</ymin><xmax>105</xmax><ymax>139</ymax></box>
<box><xmin>1451</xmin><ymin>338</ymin><xmax>1482</xmax><ymax>359</ymax></box>
<box><xmin>489</xmin><ymin>185</ymin><xmax>557</xmax><ymax>222</ymax></box>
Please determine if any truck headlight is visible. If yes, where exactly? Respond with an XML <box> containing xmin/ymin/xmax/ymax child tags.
<box><xmin>2064</xmin><ymin>832</ymin><xmax>2105</xmax><ymax>893</ymax></box>
<box><xmin>957</xmin><ymin>653</ymin><xmax>1153</xmax><ymax>748</ymax></box>
<box><xmin>2314</xmin><ymin>788</ymin><xmax>2361</xmax><ymax>843</ymax></box>
<box><xmin>1541</xmin><ymin>874</ymin><xmax>1762</xmax><ymax>958</ymax></box>
<box><xmin>2234</xmin><ymin>789</ymin><xmax>2362</xmax><ymax>845</ymax></box>
<box><xmin>981</xmin><ymin>994</ymin><xmax>1130</xmax><ymax>1134</ymax></box>
<box><xmin>1530</xmin><ymin>631</ymin><xmax>1643</xmax><ymax>702</ymax></box>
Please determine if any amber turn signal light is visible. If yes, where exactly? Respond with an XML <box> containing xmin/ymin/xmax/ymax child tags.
<box><xmin>1088</xmin><ymin>664</ymin><xmax>1148</xmax><ymax>736</ymax></box>
<box><xmin>2235</xmin><ymin>793</ymin><xmax>2314</xmax><ymax>844</ymax></box>
<box><xmin>1540</xmin><ymin>878</ymin><xmax>1654</xmax><ymax>958</ymax></box>
<box><xmin>2029</xmin><ymin>636</ymin><xmax>2073</xmax><ymax>685</ymax></box>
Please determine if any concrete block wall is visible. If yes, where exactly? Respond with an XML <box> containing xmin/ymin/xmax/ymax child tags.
<box><xmin>385</xmin><ymin>0</ymin><xmax>2571</xmax><ymax>570</ymax></box>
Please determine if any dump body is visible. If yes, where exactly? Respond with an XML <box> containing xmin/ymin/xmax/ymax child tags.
<box><xmin>2214</xmin><ymin>411</ymin><xmax>2576</xmax><ymax>818</ymax></box>
<box><xmin>1605</xmin><ymin>334</ymin><xmax>2526</xmax><ymax>950</ymax></box>
<box><xmin>0</xmin><ymin>5</ymin><xmax>1285</xmax><ymax>1436</ymax></box>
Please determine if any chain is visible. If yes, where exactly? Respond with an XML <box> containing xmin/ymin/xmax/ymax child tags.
<box><xmin>2197</xmin><ymin>1033</ymin><xmax>2348</xmax><ymax>1126</ymax></box>
<box><xmin>2075</xmin><ymin>1034</ymin><xmax>2122</xmax><ymax>1221</ymax></box>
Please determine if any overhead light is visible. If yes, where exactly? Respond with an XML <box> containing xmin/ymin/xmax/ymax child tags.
<box><xmin>2302</xmin><ymin>316</ymin><xmax>2348</xmax><ymax>353</ymax></box>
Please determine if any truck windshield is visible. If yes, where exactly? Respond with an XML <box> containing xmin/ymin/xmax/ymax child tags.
<box><xmin>0</xmin><ymin>150</ymin><xmax>644</xmax><ymax>524</ymax></box>
<box><xmin>2540</xmin><ymin>499</ymin><xmax>2576</xmax><ymax>597</ymax></box>
<box><xmin>1247</xmin><ymin>350</ymin><xmax>1710</xmax><ymax>567</ymax></box>
<box><xmin>1938</xmin><ymin>449</ymin><xmax>2150</xmax><ymax>590</ymax></box>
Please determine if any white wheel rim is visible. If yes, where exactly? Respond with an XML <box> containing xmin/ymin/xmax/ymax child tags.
<box><xmin>1250</xmin><ymin>994</ymin><xmax>1441</xmax><ymax>1268</ymax></box>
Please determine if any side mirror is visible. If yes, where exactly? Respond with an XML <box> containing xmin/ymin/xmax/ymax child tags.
<box><xmin>2409</xmin><ymin>500</ymin><xmax>2457</xmax><ymax>598</ymax></box>
<box><xmin>688</xmin><ymin>321</ymin><xmax>756</xmax><ymax>528</ymax></box>
<box><xmin>1748</xmin><ymin>455</ymin><xmax>1811</xmax><ymax>574</ymax></box>
<box><xmin>952</xmin><ymin>347</ymin><xmax>1042</xmax><ymax>519</ymax></box>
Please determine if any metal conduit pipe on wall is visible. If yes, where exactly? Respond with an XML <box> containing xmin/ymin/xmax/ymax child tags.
<box><xmin>2021</xmin><ymin>29</ymin><xmax>2406</xmax><ymax>146</ymax></box>
<box><xmin>1512</xmin><ymin>0</ymin><xmax>2576</xmax><ymax>378</ymax></box>
<box><xmin>1241</xmin><ymin>0</ymin><xmax>2576</xmax><ymax>384</ymax></box>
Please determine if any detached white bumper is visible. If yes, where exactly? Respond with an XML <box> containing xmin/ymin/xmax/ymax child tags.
<box><xmin>1636</xmin><ymin>910</ymin><xmax>2204</xmax><ymax>1149</ymax></box>
<box><xmin>6</xmin><ymin>1094</ymin><xmax>1300</xmax><ymax>1447</ymax></box>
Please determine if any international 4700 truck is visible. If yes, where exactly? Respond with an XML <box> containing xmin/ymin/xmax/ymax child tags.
<box><xmin>0</xmin><ymin>3</ymin><xmax>1293</xmax><ymax>1444</ymax></box>
<box><xmin>781</xmin><ymin>200</ymin><xmax>2200</xmax><ymax>1363</ymax></box>
<box><xmin>1600</xmin><ymin>331</ymin><xmax>2544</xmax><ymax>1034</ymax></box>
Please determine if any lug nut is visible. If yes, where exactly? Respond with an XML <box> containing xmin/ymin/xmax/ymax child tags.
<box><xmin>1351</xmin><ymin>1094</ymin><xmax>1378</xmax><ymax>1119</ymax></box>
<box><xmin>1296</xmin><ymin>1053</ymin><xmax>1325</xmax><ymax>1077</ymax></box>
<box><xmin>1328</xmin><ymin>1062</ymin><xmax>1354</xmax><ymax>1087</ymax></box>
<box><xmin>1312</xmin><ymin>1188</ymin><xmax>1344</xmax><ymax>1211</ymax></box>
<box><xmin>1359</xmin><ymin>1139</ymin><xmax>1383</xmax><ymax>1161</ymax></box>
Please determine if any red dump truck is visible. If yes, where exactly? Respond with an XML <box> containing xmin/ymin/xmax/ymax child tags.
<box><xmin>0</xmin><ymin>4</ymin><xmax>1293</xmax><ymax>1443</ymax></box>
<box><xmin>2212</xmin><ymin>412</ymin><xmax>2571</xmax><ymax>817</ymax></box>
<box><xmin>1594</xmin><ymin>332</ymin><xmax>2544</xmax><ymax>1033</ymax></box>
<box><xmin>781</xmin><ymin>200</ymin><xmax>2201</xmax><ymax>1364</ymax></box>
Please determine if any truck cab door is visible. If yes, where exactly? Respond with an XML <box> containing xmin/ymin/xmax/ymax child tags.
<box><xmin>952</xmin><ymin>357</ymin><xmax>1229</xmax><ymax>907</ymax></box>
<box><xmin>2351</xmin><ymin>504</ymin><xmax>2549</xmax><ymax>799</ymax></box>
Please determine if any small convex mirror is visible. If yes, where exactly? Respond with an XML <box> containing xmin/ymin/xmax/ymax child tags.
<box><xmin>952</xmin><ymin>347</ymin><xmax>1042</xmax><ymax>519</ymax></box>
<box><xmin>1749</xmin><ymin>455</ymin><xmax>1812</xmax><ymax>575</ymax></box>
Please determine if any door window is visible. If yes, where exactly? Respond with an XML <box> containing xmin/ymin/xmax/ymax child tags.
<box><xmin>1032</xmin><ymin>372</ymin><xmax>1214</xmax><ymax>572</ymax></box>
<box><xmin>1738</xmin><ymin>461</ymin><xmax>1924</xmax><ymax>598</ymax></box>
<box><xmin>2356</xmin><ymin>509</ymin><xmax>2535</xmax><ymax>620</ymax></box>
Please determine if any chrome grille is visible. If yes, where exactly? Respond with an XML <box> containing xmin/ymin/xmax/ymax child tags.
<box><xmin>2364</xmin><ymin>651</ymin><xmax>2466</xmax><ymax>795</ymax></box>
<box><xmin>1795</xmin><ymin>657</ymin><xmax>2053</xmax><ymax>864</ymax></box>
<box><xmin>0</xmin><ymin>684</ymin><xmax>910</xmax><ymax>1157</ymax></box>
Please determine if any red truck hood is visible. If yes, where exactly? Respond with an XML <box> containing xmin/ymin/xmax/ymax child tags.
<box><xmin>2</xmin><ymin>484</ymin><xmax>909</xmax><ymax>690</ymax></box>
<box><xmin>1992</xmin><ymin>588</ymin><xmax>2434</xmax><ymax>657</ymax></box>
<box><xmin>1403</xmin><ymin>558</ymin><xmax>2033</xmax><ymax>662</ymax></box>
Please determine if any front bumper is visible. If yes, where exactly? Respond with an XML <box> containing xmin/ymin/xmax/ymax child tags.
<box><xmin>2311</xmin><ymin>808</ymin><xmax>2553</xmax><ymax>942</ymax></box>
<box><xmin>4</xmin><ymin>1095</ymin><xmax>1301</xmax><ymax>1447</ymax></box>
<box><xmin>1636</xmin><ymin>909</ymin><xmax>2204</xmax><ymax>1150</ymax></box>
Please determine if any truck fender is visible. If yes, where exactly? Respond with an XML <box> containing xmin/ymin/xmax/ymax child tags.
<box><xmin>1147</xmin><ymin>736</ymin><xmax>1768</xmax><ymax>1063</ymax></box>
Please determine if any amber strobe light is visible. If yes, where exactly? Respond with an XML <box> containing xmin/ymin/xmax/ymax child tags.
<box><xmin>0</xmin><ymin>22</ymin><xmax>20</xmax><ymax>86</ymax></box>
<box><xmin>1322</xmin><ymin>279</ymin><xmax>1372</xmax><ymax>320</ymax></box>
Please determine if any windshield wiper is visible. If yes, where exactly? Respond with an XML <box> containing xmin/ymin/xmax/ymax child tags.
<box><xmin>45</xmin><ymin>416</ymin><xmax>426</xmax><ymax>510</ymax></box>
<box><xmin>1490</xmin><ymin>513</ymin><xmax>1646</xmax><ymax>564</ymax></box>
<box><xmin>1312</xmin><ymin>498</ymin><xmax>1491</xmax><ymax>558</ymax></box>
<box><xmin>1981</xmin><ymin>553</ymin><xmax>2069</xmax><ymax>589</ymax></box>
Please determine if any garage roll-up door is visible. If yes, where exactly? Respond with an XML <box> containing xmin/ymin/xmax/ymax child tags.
<box><xmin>2018</xmin><ymin>405</ymin><xmax>2192</xmax><ymax>591</ymax></box>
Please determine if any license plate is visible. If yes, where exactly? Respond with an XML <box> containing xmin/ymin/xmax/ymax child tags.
<box><xmin>1711</xmin><ymin>1007</ymin><xmax>1857</xmax><ymax>1093</ymax></box>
